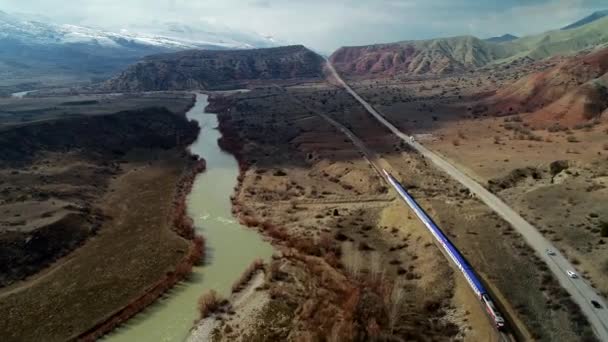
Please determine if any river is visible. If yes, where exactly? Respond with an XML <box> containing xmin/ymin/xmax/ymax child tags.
<box><xmin>103</xmin><ymin>93</ymin><xmax>274</xmax><ymax>342</ymax></box>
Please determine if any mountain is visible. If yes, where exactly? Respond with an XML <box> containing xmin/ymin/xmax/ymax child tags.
<box><xmin>485</xmin><ymin>34</ymin><xmax>518</xmax><ymax>43</ymax></box>
<box><xmin>330</xmin><ymin>36</ymin><xmax>512</xmax><ymax>77</ymax></box>
<box><xmin>503</xmin><ymin>16</ymin><xmax>608</xmax><ymax>61</ymax></box>
<box><xmin>561</xmin><ymin>10</ymin><xmax>608</xmax><ymax>30</ymax></box>
<box><xmin>330</xmin><ymin>16</ymin><xmax>608</xmax><ymax>78</ymax></box>
<box><xmin>0</xmin><ymin>11</ymin><xmax>277</xmax><ymax>86</ymax></box>
<box><xmin>487</xmin><ymin>47</ymin><xmax>608</xmax><ymax>127</ymax></box>
<box><xmin>102</xmin><ymin>45</ymin><xmax>324</xmax><ymax>92</ymax></box>
<box><xmin>127</xmin><ymin>21</ymin><xmax>281</xmax><ymax>50</ymax></box>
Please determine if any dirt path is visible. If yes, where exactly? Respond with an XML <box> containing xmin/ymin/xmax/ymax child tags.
<box><xmin>325</xmin><ymin>59</ymin><xmax>608</xmax><ymax>341</ymax></box>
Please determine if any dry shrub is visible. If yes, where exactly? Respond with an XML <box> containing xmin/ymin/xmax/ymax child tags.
<box><xmin>242</xmin><ymin>216</ymin><xmax>261</xmax><ymax>227</ymax></box>
<box><xmin>567</xmin><ymin>136</ymin><xmax>579</xmax><ymax>143</ymax></box>
<box><xmin>342</xmin><ymin>242</ymin><xmax>362</xmax><ymax>279</ymax></box>
<box><xmin>198</xmin><ymin>290</ymin><xmax>223</xmax><ymax>319</ymax></box>
<box><xmin>318</xmin><ymin>232</ymin><xmax>334</xmax><ymax>251</ymax></box>
<box><xmin>190</xmin><ymin>235</ymin><xmax>206</xmax><ymax>265</ymax></box>
<box><xmin>328</xmin><ymin>319</ymin><xmax>355</xmax><ymax>342</ymax></box>
<box><xmin>384</xmin><ymin>281</ymin><xmax>406</xmax><ymax>334</ymax></box>
<box><xmin>368</xmin><ymin>252</ymin><xmax>384</xmax><ymax>283</ymax></box>
<box><xmin>260</xmin><ymin>221</ymin><xmax>290</xmax><ymax>241</ymax></box>
<box><xmin>232</xmin><ymin>258</ymin><xmax>265</xmax><ymax>293</ymax></box>
<box><xmin>324</xmin><ymin>251</ymin><xmax>341</xmax><ymax>268</ymax></box>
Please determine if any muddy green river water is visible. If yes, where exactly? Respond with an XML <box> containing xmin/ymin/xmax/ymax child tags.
<box><xmin>104</xmin><ymin>93</ymin><xmax>273</xmax><ymax>342</ymax></box>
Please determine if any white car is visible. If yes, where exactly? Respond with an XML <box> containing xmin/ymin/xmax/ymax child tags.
<box><xmin>546</xmin><ymin>249</ymin><xmax>556</xmax><ymax>256</ymax></box>
<box><xmin>567</xmin><ymin>270</ymin><xmax>578</xmax><ymax>279</ymax></box>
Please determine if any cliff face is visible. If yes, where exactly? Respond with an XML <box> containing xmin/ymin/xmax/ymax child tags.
<box><xmin>103</xmin><ymin>45</ymin><xmax>324</xmax><ymax>92</ymax></box>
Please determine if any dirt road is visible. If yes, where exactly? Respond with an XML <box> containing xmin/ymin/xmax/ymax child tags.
<box><xmin>325</xmin><ymin>60</ymin><xmax>608</xmax><ymax>341</ymax></box>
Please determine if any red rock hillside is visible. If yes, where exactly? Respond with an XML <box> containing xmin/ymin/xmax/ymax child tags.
<box><xmin>329</xmin><ymin>36</ymin><xmax>510</xmax><ymax>78</ymax></box>
<box><xmin>486</xmin><ymin>47</ymin><xmax>608</xmax><ymax>127</ymax></box>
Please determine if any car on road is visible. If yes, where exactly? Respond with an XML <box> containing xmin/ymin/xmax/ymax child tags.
<box><xmin>567</xmin><ymin>270</ymin><xmax>578</xmax><ymax>278</ymax></box>
<box><xmin>546</xmin><ymin>249</ymin><xmax>556</xmax><ymax>256</ymax></box>
<box><xmin>591</xmin><ymin>300</ymin><xmax>603</xmax><ymax>309</ymax></box>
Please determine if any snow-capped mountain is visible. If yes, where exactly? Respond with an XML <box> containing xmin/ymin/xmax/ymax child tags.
<box><xmin>127</xmin><ymin>21</ymin><xmax>282</xmax><ymax>50</ymax></box>
<box><xmin>0</xmin><ymin>10</ymin><xmax>276</xmax><ymax>50</ymax></box>
<box><xmin>0</xmin><ymin>10</ymin><xmax>279</xmax><ymax>86</ymax></box>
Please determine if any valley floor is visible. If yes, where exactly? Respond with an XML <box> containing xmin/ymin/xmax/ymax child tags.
<box><xmin>191</xmin><ymin>83</ymin><xmax>596</xmax><ymax>341</ymax></box>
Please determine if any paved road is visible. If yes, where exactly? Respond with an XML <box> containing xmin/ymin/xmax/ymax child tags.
<box><xmin>326</xmin><ymin>60</ymin><xmax>608</xmax><ymax>341</ymax></box>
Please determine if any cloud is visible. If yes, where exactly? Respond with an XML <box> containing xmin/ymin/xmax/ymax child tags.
<box><xmin>249</xmin><ymin>0</ymin><xmax>271</xmax><ymax>8</ymax></box>
<box><xmin>2</xmin><ymin>0</ymin><xmax>606</xmax><ymax>52</ymax></box>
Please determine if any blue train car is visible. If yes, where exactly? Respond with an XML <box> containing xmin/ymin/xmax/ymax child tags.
<box><xmin>383</xmin><ymin>170</ymin><xmax>505</xmax><ymax>329</ymax></box>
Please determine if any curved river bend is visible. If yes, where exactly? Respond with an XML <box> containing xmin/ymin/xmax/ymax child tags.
<box><xmin>104</xmin><ymin>93</ymin><xmax>273</xmax><ymax>342</ymax></box>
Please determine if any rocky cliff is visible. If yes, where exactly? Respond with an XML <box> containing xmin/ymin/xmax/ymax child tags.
<box><xmin>103</xmin><ymin>45</ymin><xmax>324</xmax><ymax>92</ymax></box>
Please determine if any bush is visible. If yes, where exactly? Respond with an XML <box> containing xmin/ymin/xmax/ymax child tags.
<box><xmin>547</xmin><ymin>123</ymin><xmax>567</xmax><ymax>132</ymax></box>
<box><xmin>600</xmin><ymin>221</ymin><xmax>608</xmax><ymax>238</ymax></box>
<box><xmin>567</xmin><ymin>136</ymin><xmax>579</xmax><ymax>143</ymax></box>
<box><xmin>197</xmin><ymin>290</ymin><xmax>223</xmax><ymax>319</ymax></box>
<box><xmin>232</xmin><ymin>258</ymin><xmax>264</xmax><ymax>293</ymax></box>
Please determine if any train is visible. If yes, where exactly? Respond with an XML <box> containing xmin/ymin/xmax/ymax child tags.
<box><xmin>383</xmin><ymin>169</ymin><xmax>506</xmax><ymax>330</ymax></box>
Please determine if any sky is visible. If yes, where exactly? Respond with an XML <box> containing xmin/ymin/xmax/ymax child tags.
<box><xmin>3</xmin><ymin>0</ymin><xmax>607</xmax><ymax>52</ymax></box>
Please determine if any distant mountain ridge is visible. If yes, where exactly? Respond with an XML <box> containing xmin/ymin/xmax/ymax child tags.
<box><xmin>485</xmin><ymin>34</ymin><xmax>518</xmax><ymax>43</ymax></box>
<box><xmin>0</xmin><ymin>11</ymin><xmax>278</xmax><ymax>85</ymax></box>
<box><xmin>330</xmin><ymin>14</ymin><xmax>608</xmax><ymax>78</ymax></box>
<box><xmin>102</xmin><ymin>45</ymin><xmax>324</xmax><ymax>92</ymax></box>
<box><xmin>330</xmin><ymin>35</ymin><xmax>511</xmax><ymax>76</ymax></box>
<box><xmin>562</xmin><ymin>10</ymin><xmax>608</xmax><ymax>30</ymax></box>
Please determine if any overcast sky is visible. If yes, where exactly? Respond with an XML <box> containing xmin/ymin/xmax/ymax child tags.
<box><xmin>3</xmin><ymin>0</ymin><xmax>607</xmax><ymax>52</ymax></box>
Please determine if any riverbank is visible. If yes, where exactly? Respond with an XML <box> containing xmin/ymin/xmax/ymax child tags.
<box><xmin>77</xmin><ymin>158</ymin><xmax>207</xmax><ymax>341</ymax></box>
